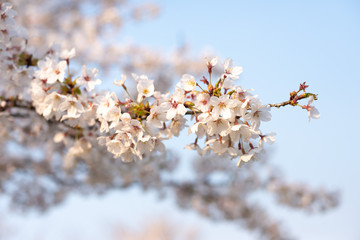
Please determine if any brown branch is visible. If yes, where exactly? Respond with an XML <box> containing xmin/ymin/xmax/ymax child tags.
<box><xmin>0</xmin><ymin>98</ymin><xmax>35</xmax><ymax>112</ymax></box>
<box><xmin>267</xmin><ymin>93</ymin><xmax>318</xmax><ymax>109</ymax></box>
<box><xmin>267</xmin><ymin>100</ymin><xmax>294</xmax><ymax>109</ymax></box>
<box><xmin>0</xmin><ymin>97</ymin><xmax>87</xmax><ymax>138</ymax></box>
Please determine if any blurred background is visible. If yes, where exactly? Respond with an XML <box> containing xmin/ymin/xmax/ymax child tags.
<box><xmin>1</xmin><ymin>0</ymin><xmax>359</xmax><ymax>239</ymax></box>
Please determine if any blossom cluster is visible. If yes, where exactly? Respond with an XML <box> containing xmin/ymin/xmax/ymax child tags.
<box><xmin>30</xmin><ymin>52</ymin><xmax>318</xmax><ymax>166</ymax></box>
<box><xmin>0</xmin><ymin>3</ymin><xmax>33</xmax><ymax>100</ymax></box>
<box><xmin>1</xmin><ymin>2</ymin><xmax>319</xmax><ymax>167</ymax></box>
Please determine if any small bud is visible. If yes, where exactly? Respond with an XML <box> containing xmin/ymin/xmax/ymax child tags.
<box><xmin>206</xmin><ymin>57</ymin><xmax>218</xmax><ymax>75</ymax></box>
<box><xmin>227</xmin><ymin>90</ymin><xmax>236</xmax><ymax>96</ymax></box>
<box><xmin>184</xmin><ymin>101</ymin><xmax>195</xmax><ymax>108</ymax></box>
<box><xmin>213</xmin><ymin>88</ymin><xmax>221</xmax><ymax>97</ymax></box>
<box><xmin>290</xmin><ymin>91</ymin><xmax>297</xmax><ymax>100</ymax></box>
<box><xmin>291</xmin><ymin>95</ymin><xmax>299</xmax><ymax>105</ymax></box>
<box><xmin>299</xmin><ymin>82</ymin><xmax>309</xmax><ymax>92</ymax></box>
<box><xmin>207</xmin><ymin>84</ymin><xmax>213</xmax><ymax>94</ymax></box>
<box><xmin>214</xmin><ymin>78</ymin><xmax>222</xmax><ymax>89</ymax></box>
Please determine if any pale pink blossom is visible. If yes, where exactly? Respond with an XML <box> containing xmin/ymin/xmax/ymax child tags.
<box><xmin>59</xmin><ymin>96</ymin><xmax>84</xmax><ymax>120</ymax></box>
<box><xmin>302</xmin><ymin>96</ymin><xmax>320</xmax><ymax>121</ymax></box>
<box><xmin>180</xmin><ymin>74</ymin><xmax>196</xmax><ymax>91</ymax></box>
<box><xmin>137</xmin><ymin>75</ymin><xmax>154</xmax><ymax>100</ymax></box>
<box><xmin>113</xmin><ymin>74</ymin><xmax>127</xmax><ymax>87</ymax></box>
<box><xmin>223</xmin><ymin>58</ymin><xmax>243</xmax><ymax>80</ymax></box>
<box><xmin>206</xmin><ymin>56</ymin><xmax>218</xmax><ymax>69</ymax></box>
<box><xmin>42</xmin><ymin>92</ymin><xmax>65</xmax><ymax>120</ymax></box>
<box><xmin>35</xmin><ymin>58</ymin><xmax>67</xmax><ymax>84</ymax></box>
<box><xmin>207</xmin><ymin>119</ymin><xmax>230</xmax><ymax>136</ymax></box>
<box><xmin>210</xmin><ymin>95</ymin><xmax>236</xmax><ymax>120</ymax></box>
<box><xmin>60</xmin><ymin>48</ymin><xmax>76</xmax><ymax>59</ymax></box>
<box><xmin>237</xmin><ymin>151</ymin><xmax>255</xmax><ymax>167</ymax></box>
<box><xmin>195</xmin><ymin>93</ymin><xmax>211</xmax><ymax>112</ymax></box>
<box><xmin>77</xmin><ymin>65</ymin><xmax>102</xmax><ymax>92</ymax></box>
<box><xmin>146</xmin><ymin>105</ymin><xmax>168</xmax><ymax>128</ymax></box>
<box><xmin>244</xmin><ymin>99</ymin><xmax>271</xmax><ymax>130</ymax></box>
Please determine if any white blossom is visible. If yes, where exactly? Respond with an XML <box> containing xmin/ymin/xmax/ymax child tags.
<box><xmin>244</xmin><ymin>99</ymin><xmax>271</xmax><ymax>130</ymax></box>
<box><xmin>195</xmin><ymin>93</ymin><xmax>211</xmax><ymax>112</ymax></box>
<box><xmin>180</xmin><ymin>74</ymin><xmax>196</xmax><ymax>91</ymax></box>
<box><xmin>136</xmin><ymin>75</ymin><xmax>154</xmax><ymax>100</ymax></box>
<box><xmin>42</xmin><ymin>92</ymin><xmax>65</xmax><ymax>120</ymax></box>
<box><xmin>163</xmin><ymin>101</ymin><xmax>187</xmax><ymax>120</ymax></box>
<box><xmin>59</xmin><ymin>96</ymin><xmax>84</xmax><ymax>120</ymax></box>
<box><xmin>35</xmin><ymin>57</ymin><xmax>67</xmax><ymax>84</ymax></box>
<box><xmin>206</xmin><ymin>56</ymin><xmax>218</xmax><ymax>69</ymax></box>
<box><xmin>60</xmin><ymin>48</ymin><xmax>76</xmax><ymax>59</ymax></box>
<box><xmin>77</xmin><ymin>65</ymin><xmax>102</xmax><ymax>92</ymax></box>
<box><xmin>303</xmin><ymin>96</ymin><xmax>320</xmax><ymax>121</ymax></box>
<box><xmin>237</xmin><ymin>151</ymin><xmax>255</xmax><ymax>167</ymax></box>
<box><xmin>147</xmin><ymin>105</ymin><xmax>168</xmax><ymax>128</ymax></box>
<box><xmin>210</xmin><ymin>95</ymin><xmax>236</xmax><ymax>120</ymax></box>
<box><xmin>207</xmin><ymin>119</ymin><xmax>230</xmax><ymax>136</ymax></box>
<box><xmin>113</xmin><ymin>74</ymin><xmax>127</xmax><ymax>87</ymax></box>
<box><xmin>223</xmin><ymin>58</ymin><xmax>243</xmax><ymax>80</ymax></box>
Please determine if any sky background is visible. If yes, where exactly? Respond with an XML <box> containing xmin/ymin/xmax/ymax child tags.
<box><xmin>2</xmin><ymin>0</ymin><xmax>360</xmax><ymax>239</ymax></box>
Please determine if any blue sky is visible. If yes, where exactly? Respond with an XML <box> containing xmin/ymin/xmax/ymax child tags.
<box><xmin>121</xmin><ymin>1</ymin><xmax>360</xmax><ymax>238</ymax></box>
<box><xmin>3</xmin><ymin>1</ymin><xmax>360</xmax><ymax>239</ymax></box>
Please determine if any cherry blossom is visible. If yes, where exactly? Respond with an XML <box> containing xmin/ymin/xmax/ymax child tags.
<box><xmin>180</xmin><ymin>74</ymin><xmax>197</xmax><ymax>91</ymax></box>
<box><xmin>210</xmin><ymin>95</ymin><xmax>236</xmax><ymax>120</ymax></box>
<box><xmin>195</xmin><ymin>93</ymin><xmax>211</xmax><ymax>112</ymax></box>
<box><xmin>206</xmin><ymin>56</ymin><xmax>218</xmax><ymax>70</ymax></box>
<box><xmin>113</xmin><ymin>74</ymin><xmax>127</xmax><ymax>87</ymax></box>
<box><xmin>244</xmin><ymin>99</ymin><xmax>272</xmax><ymax>130</ymax></box>
<box><xmin>60</xmin><ymin>48</ymin><xmax>76</xmax><ymax>60</ymax></box>
<box><xmin>136</xmin><ymin>75</ymin><xmax>155</xmax><ymax>100</ymax></box>
<box><xmin>146</xmin><ymin>105</ymin><xmax>168</xmax><ymax>128</ymax></box>
<box><xmin>223</xmin><ymin>58</ymin><xmax>243</xmax><ymax>80</ymax></box>
<box><xmin>59</xmin><ymin>96</ymin><xmax>84</xmax><ymax>120</ymax></box>
<box><xmin>78</xmin><ymin>65</ymin><xmax>102</xmax><ymax>92</ymax></box>
<box><xmin>302</xmin><ymin>95</ymin><xmax>320</xmax><ymax>121</ymax></box>
<box><xmin>35</xmin><ymin>57</ymin><xmax>67</xmax><ymax>84</ymax></box>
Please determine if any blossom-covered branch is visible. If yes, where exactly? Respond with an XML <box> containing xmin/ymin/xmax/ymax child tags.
<box><xmin>0</xmin><ymin>2</ymin><xmax>320</xmax><ymax>167</ymax></box>
<box><xmin>267</xmin><ymin>83</ymin><xmax>320</xmax><ymax>121</ymax></box>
